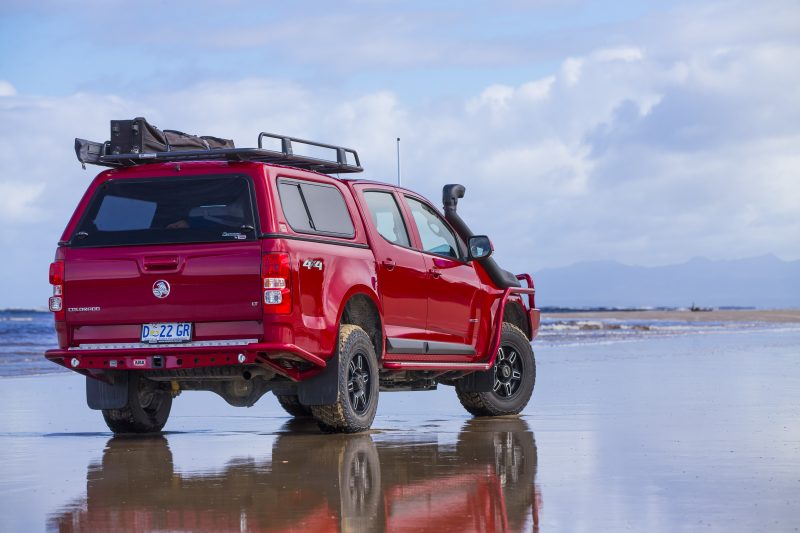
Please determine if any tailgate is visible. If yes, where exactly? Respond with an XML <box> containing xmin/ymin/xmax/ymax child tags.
<box><xmin>62</xmin><ymin>173</ymin><xmax>263</xmax><ymax>346</ymax></box>
<box><xmin>65</xmin><ymin>244</ymin><xmax>262</xmax><ymax>345</ymax></box>
<box><xmin>65</xmin><ymin>243</ymin><xmax>262</xmax><ymax>322</ymax></box>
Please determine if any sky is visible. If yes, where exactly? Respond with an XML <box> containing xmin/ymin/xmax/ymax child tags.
<box><xmin>1</xmin><ymin>0</ymin><xmax>798</xmax><ymax>308</ymax></box>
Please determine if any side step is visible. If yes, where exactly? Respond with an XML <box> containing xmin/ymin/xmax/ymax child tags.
<box><xmin>381</xmin><ymin>361</ymin><xmax>491</xmax><ymax>371</ymax></box>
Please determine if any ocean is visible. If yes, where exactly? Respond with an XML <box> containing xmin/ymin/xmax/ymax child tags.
<box><xmin>1</xmin><ymin>309</ymin><xmax>795</xmax><ymax>377</ymax></box>
<box><xmin>0</xmin><ymin>310</ymin><xmax>59</xmax><ymax>377</ymax></box>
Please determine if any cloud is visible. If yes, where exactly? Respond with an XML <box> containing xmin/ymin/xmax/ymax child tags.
<box><xmin>0</xmin><ymin>182</ymin><xmax>44</xmax><ymax>221</ymax></box>
<box><xmin>562</xmin><ymin>58</ymin><xmax>584</xmax><ymax>86</ymax></box>
<box><xmin>467</xmin><ymin>76</ymin><xmax>555</xmax><ymax>116</ymax></box>
<box><xmin>0</xmin><ymin>81</ymin><xmax>16</xmax><ymax>97</ymax></box>
<box><xmin>593</xmin><ymin>47</ymin><xmax>644</xmax><ymax>63</ymax></box>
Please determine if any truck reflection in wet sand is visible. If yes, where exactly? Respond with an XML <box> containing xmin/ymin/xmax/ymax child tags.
<box><xmin>49</xmin><ymin>419</ymin><xmax>541</xmax><ymax>532</ymax></box>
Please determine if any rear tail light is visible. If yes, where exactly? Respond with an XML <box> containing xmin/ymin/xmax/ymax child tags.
<box><xmin>49</xmin><ymin>261</ymin><xmax>65</xmax><ymax>320</ymax></box>
<box><xmin>262</xmin><ymin>253</ymin><xmax>291</xmax><ymax>314</ymax></box>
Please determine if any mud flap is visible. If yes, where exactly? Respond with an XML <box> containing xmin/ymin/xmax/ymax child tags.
<box><xmin>297</xmin><ymin>352</ymin><xmax>339</xmax><ymax>406</ymax></box>
<box><xmin>86</xmin><ymin>374</ymin><xmax>128</xmax><ymax>410</ymax></box>
<box><xmin>270</xmin><ymin>381</ymin><xmax>298</xmax><ymax>396</ymax></box>
<box><xmin>458</xmin><ymin>368</ymin><xmax>494</xmax><ymax>392</ymax></box>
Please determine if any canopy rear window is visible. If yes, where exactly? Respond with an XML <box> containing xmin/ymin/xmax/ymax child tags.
<box><xmin>71</xmin><ymin>175</ymin><xmax>257</xmax><ymax>247</ymax></box>
<box><xmin>277</xmin><ymin>179</ymin><xmax>354</xmax><ymax>237</ymax></box>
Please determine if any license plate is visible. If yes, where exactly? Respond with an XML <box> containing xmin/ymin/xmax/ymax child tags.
<box><xmin>141</xmin><ymin>323</ymin><xmax>192</xmax><ymax>344</ymax></box>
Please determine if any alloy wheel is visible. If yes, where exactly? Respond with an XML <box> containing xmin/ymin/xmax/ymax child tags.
<box><xmin>347</xmin><ymin>353</ymin><xmax>372</xmax><ymax>414</ymax></box>
<box><xmin>493</xmin><ymin>346</ymin><xmax>523</xmax><ymax>398</ymax></box>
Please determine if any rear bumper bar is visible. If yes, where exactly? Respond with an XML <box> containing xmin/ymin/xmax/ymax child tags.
<box><xmin>47</xmin><ymin>273</ymin><xmax>539</xmax><ymax>379</ymax></box>
<box><xmin>45</xmin><ymin>341</ymin><xmax>327</xmax><ymax>381</ymax></box>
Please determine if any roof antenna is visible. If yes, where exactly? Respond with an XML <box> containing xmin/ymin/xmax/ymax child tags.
<box><xmin>396</xmin><ymin>137</ymin><xmax>401</xmax><ymax>186</ymax></box>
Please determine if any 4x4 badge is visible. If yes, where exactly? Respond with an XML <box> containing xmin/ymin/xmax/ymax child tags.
<box><xmin>153</xmin><ymin>280</ymin><xmax>171</xmax><ymax>298</ymax></box>
<box><xmin>302</xmin><ymin>259</ymin><xmax>323</xmax><ymax>271</ymax></box>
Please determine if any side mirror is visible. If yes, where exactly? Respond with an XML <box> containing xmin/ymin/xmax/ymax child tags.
<box><xmin>468</xmin><ymin>235</ymin><xmax>493</xmax><ymax>260</ymax></box>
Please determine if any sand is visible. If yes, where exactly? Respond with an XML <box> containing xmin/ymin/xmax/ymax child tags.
<box><xmin>1</xmin><ymin>326</ymin><xmax>799</xmax><ymax>532</ymax></box>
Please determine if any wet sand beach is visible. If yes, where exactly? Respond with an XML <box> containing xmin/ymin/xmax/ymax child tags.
<box><xmin>1</xmin><ymin>327</ymin><xmax>799</xmax><ymax>532</ymax></box>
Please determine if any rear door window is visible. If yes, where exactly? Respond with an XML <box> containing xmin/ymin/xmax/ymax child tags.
<box><xmin>72</xmin><ymin>175</ymin><xmax>257</xmax><ymax>247</ymax></box>
<box><xmin>277</xmin><ymin>179</ymin><xmax>354</xmax><ymax>237</ymax></box>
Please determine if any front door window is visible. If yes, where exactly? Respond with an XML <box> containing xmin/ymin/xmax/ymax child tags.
<box><xmin>405</xmin><ymin>197</ymin><xmax>460</xmax><ymax>259</ymax></box>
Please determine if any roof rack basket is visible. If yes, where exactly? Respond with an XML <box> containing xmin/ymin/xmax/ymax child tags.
<box><xmin>75</xmin><ymin>131</ymin><xmax>362</xmax><ymax>175</ymax></box>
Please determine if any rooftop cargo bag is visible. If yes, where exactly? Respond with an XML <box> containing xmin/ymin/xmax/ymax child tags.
<box><xmin>200</xmin><ymin>136</ymin><xmax>235</xmax><ymax>149</ymax></box>
<box><xmin>110</xmin><ymin>118</ymin><xmax>236</xmax><ymax>155</ymax></box>
<box><xmin>163</xmin><ymin>129</ymin><xmax>212</xmax><ymax>151</ymax></box>
<box><xmin>110</xmin><ymin>117</ymin><xmax>168</xmax><ymax>154</ymax></box>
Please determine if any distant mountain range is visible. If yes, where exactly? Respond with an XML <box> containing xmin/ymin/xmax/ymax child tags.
<box><xmin>533</xmin><ymin>254</ymin><xmax>799</xmax><ymax>309</ymax></box>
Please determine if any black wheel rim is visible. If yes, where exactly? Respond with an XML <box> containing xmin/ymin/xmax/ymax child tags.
<box><xmin>347</xmin><ymin>353</ymin><xmax>372</xmax><ymax>414</ymax></box>
<box><xmin>493</xmin><ymin>346</ymin><xmax>523</xmax><ymax>398</ymax></box>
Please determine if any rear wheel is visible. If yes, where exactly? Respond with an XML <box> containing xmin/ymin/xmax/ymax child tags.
<box><xmin>102</xmin><ymin>372</ymin><xmax>172</xmax><ymax>433</ymax></box>
<box><xmin>276</xmin><ymin>394</ymin><xmax>313</xmax><ymax>418</ymax></box>
<box><xmin>456</xmin><ymin>323</ymin><xmax>535</xmax><ymax>416</ymax></box>
<box><xmin>311</xmin><ymin>325</ymin><xmax>379</xmax><ymax>433</ymax></box>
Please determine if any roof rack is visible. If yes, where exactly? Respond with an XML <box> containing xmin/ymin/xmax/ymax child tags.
<box><xmin>74</xmin><ymin>131</ymin><xmax>363</xmax><ymax>174</ymax></box>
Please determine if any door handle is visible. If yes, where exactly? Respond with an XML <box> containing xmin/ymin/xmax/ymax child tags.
<box><xmin>429</xmin><ymin>268</ymin><xmax>442</xmax><ymax>279</ymax></box>
<box><xmin>382</xmin><ymin>258</ymin><xmax>396</xmax><ymax>271</ymax></box>
<box><xmin>143</xmin><ymin>256</ymin><xmax>181</xmax><ymax>272</ymax></box>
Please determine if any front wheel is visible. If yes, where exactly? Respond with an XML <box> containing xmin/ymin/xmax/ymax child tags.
<box><xmin>311</xmin><ymin>325</ymin><xmax>379</xmax><ymax>433</ymax></box>
<box><xmin>102</xmin><ymin>372</ymin><xmax>173</xmax><ymax>433</ymax></box>
<box><xmin>456</xmin><ymin>323</ymin><xmax>536</xmax><ymax>417</ymax></box>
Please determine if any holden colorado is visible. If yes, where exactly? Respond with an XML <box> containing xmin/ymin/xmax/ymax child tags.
<box><xmin>46</xmin><ymin>118</ymin><xmax>540</xmax><ymax>433</ymax></box>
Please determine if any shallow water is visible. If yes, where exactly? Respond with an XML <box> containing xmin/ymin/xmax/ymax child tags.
<box><xmin>1</xmin><ymin>328</ymin><xmax>798</xmax><ymax>532</ymax></box>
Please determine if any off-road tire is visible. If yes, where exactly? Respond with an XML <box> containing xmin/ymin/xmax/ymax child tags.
<box><xmin>102</xmin><ymin>372</ymin><xmax>172</xmax><ymax>433</ymax></box>
<box><xmin>276</xmin><ymin>394</ymin><xmax>313</xmax><ymax>418</ymax></box>
<box><xmin>311</xmin><ymin>325</ymin><xmax>379</xmax><ymax>433</ymax></box>
<box><xmin>456</xmin><ymin>323</ymin><xmax>535</xmax><ymax>417</ymax></box>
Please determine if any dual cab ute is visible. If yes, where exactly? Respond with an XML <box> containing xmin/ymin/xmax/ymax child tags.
<box><xmin>46</xmin><ymin>119</ymin><xmax>540</xmax><ymax>433</ymax></box>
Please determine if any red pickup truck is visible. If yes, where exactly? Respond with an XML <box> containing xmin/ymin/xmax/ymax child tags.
<box><xmin>46</xmin><ymin>121</ymin><xmax>540</xmax><ymax>433</ymax></box>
